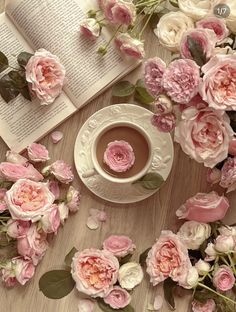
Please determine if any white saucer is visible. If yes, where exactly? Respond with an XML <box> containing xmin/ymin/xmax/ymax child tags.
<box><xmin>74</xmin><ymin>104</ymin><xmax>174</xmax><ymax>204</ymax></box>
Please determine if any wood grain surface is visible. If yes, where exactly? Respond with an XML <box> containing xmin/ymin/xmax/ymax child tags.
<box><xmin>1</xmin><ymin>1</ymin><xmax>236</xmax><ymax>312</ymax></box>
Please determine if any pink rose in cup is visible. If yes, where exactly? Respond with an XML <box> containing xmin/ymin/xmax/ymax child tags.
<box><xmin>220</xmin><ymin>157</ymin><xmax>236</xmax><ymax>192</ymax></box>
<box><xmin>66</xmin><ymin>186</ymin><xmax>81</xmax><ymax>212</ymax></box>
<box><xmin>144</xmin><ymin>57</ymin><xmax>166</xmax><ymax>97</ymax></box>
<box><xmin>0</xmin><ymin>162</ymin><xmax>43</xmax><ymax>182</ymax></box>
<box><xmin>151</xmin><ymin>113</ymin><xmax>176</xmax><ymax>132</ymax></box>
<box><xmin>0</xmin><ymin>188</ymin><xmax>7</xmax><ymax>212</ymax></box>
<box><xmin>6</xmin><ymin>219</ymin><xmax>31</xmax><ymax>238</ymax></box>
<box><xmin>213</xmin><ymin>265</ymin><xmax>235</xmax><ymax>292</ymax></box>
<box><xmin>146</xmin><ymin>230</ymin><xmax>192</xmax><ymax>286</ymax></box>
<box><xmin>192</xmin><ymin>299</ymin><xmax>216</xmax><ymax>312</ymax></box>
<box><xmin>104</xmin><ymin>286</ymin><xmax>131</xmax><ymax>309</ymax></box>
<box><xmin>5</xmin><ymin>179</ymin><xmax>55</xmax><ymax>222</ymax></box>
<box><xmin>104</xmin><ymin>140</ymin><xmax>135</xmax><ymax>173</ymax></box>
<box><xmin>115</xmin><ymin>33</ymin><xmax>145</xmax><ymax>59</ymax></box>
<box><xmin>25</xmin><ymin>49</ymin><xmax>66</xmax><ymax>105</ymax></box>
<box><xmin>48</xmin><ymin>160</ymin><xmax>74</xmax><ymax>184</ymax></box>
<box><xmin>27</xmin><ymin>143</ymin><xmax>49</xmax><ymax>162</ymax></box>
<box><xmin>71</xmin><ymin>248</ymin><xmax>119</xmax><ymax>298</ymax></box>
<box><xmin>103</xmin><ymin>235</ymin><xmax>136</xmax><ymax>257</ymax></box>
<box><xmin>13</xmin><ymin>257</ymin><xmax>35</xmax><ymax>285</ymax></box>
<box><xmin>176</xmin><ymin>191</ymin><xmax>229</xmax><ymax>223</ymax></box>
<box><xmin>80</xmin><ymin>18</ymin><xmax>101</xmax><ymax>40</ymax></box>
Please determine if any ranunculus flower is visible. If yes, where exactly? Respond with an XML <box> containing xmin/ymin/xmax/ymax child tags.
<box><xmin>199</xmin><ymin>55</ymin><xmax>236</xmax><ymax>110</ymax></box>
<box><xmin>229</xmin><ymin>138</ymin><xmax>236</xmax><ymax>156</ymax></box>
<box><xmin>206</xmin><ymin>167</ymin><xmax>221</xmax><ymax>185</ymax></box>
<box><xmin>176</xmin><ymin>192</ymin><xmax>229</xmax><ymax>223</ymax></box>
<box><xmin>26</xmin><ymin>49</ymin><xmax>66</xmax><ymax>105</ymax></box>
<box><xmin>183</xmin><ymin>267</ymin><xmax>199</xmax><ymax>289</ymax></box>
<box><xmin>151</xmin><ymin>113</ymin><xmax>176</xmax><ymax>133</ymax></box>
<box><xmin>195</xmin><ymin>259</ymin><xmax>211</xmax><ymax>275</ymax></box>
<box><xmin>218</xmin><ymin>225</ymin><xmax>236</xmax><ymax>236</ymax></box>
<box><xmin>104</xmin><ymin>286</ymin><xmax>131</xmax><ymax>309</ymax></box>
<box><xmin>48</xmin><ymin>181</ymin><xmax>60</xmax><ymax>200</ymax></box>
<box><xmin>103</xmin><ymin>140</ymin><xmax>135</xmax><ymax>173</ymax></box>
<box><xmin>192</xmin><ymin>299</ymin><xmax>216</xmax><ymax>312</ymax></box>
<box><xmin>175</xmin><ymin>108</ymin><xmax>234</xmax><ymax>168</ymax></box>
<box><xmin>177</xmin><ymin>221</ymin><xmax>211</xmax><ymax>250</ymax></box>
<box><xmin>66</xmin><ymin>186</ymin><xmax>81</xmax><ymax>212</ymax></box>
<box><xmin>154</xmin><ymin>11</ymin><xmax>194</xmax><ymax>52</ymax></box>
<box><xmin>103</xmin><ymin>235</ymin><xmax>136</xmax><ymax>257</ymax></box>
<box><xmin>40</xmin><ymin>204</ymin><xmax>60</xmax><ymax>234</ymax></box>
<box><xmin>58</xmin><ymin>202</ymin><xmax>69</xmax><ymax>224</ymax></box>
<box><xmin>213</xmin><ymin>265</ymin><xmax>235</xmax><ymax>291</ymax></box>
<box><xmin>71</xmin><ymin>249</ymin><xmax>119</xmax><ymax>298</ymax></box>
<box><xmin>146</xmin><ymin>231</ymin><xmax>192</xmax><ymax>286</ymax></box>
<box><xmin>205</xmin><ymin>243</ymin><xmax>217</xmax><ymax>262</ymax></box>
<box><xmin>102</xmin><ymin>0</ymin><xmax>136</xmax><ymax>25</ymax></box>
<box><xmin>178</xmin><ymin>0</ymin><xmax>211</xmax><ymax>20</ymax></box>
<box><xmin>115</xmin><ymin>33</ymin><xmax>145</xmax><ymax>59</ymax></box>
<box><xmin>196</xmin><ymin>16</ymin><xmax>229</xmax><ymax>44</ymax></box>
<box><xmin>220</xmin><ymin>157</ymin><xmax>236</xmax><ymax>192</ymax></box>
<box><xmin>0</xmin><ymin>188</ymin><xmax>7</xmax><ymax>212</ymax></box>
<box><xmin>27</xmin><ymin>143</ymin><xmax>49</xmax><ymax>162</ymax></box>
<box><xmin>13</xmin><ymin>257</ymin><xmax>35</xmax><ymax>285</ymax></box>
<box><xmin>48</xmin><ymin>160</ymin><xmax>74</xmax><ymax>184</ymax></box>
<box><xmin>6</xmin><ymin>219</ymin><xmax>31</xmax><ymax>238</ymax></box>
<box><xmin>118</xmin><ymin>262</ymin><xmax>143</xmax><ymax>290</ymax></box>
<box><xmin>5</xmin><ymin>179</ymin><xmax>55</xmax><ymax>222</ymax></box>
<box><xmin>80</xmin><ymin>18</ymin><xmax>101</xmax><ymax>40</ymax></box>
<box><xmin>0</xmin><ymin>162</ymin><xmax>43</xmax><ymax>182</ymax></box>
<box><xmin>154</xmin><ymin>95</ymin><xmax>173</xmax><ymax>115</ymax></box>
<box><xmin>162</xmin><ymin>59</ymin><xmax>200</xmax><ymax>104</ymax></box>
<box><xmin>215</xmin><ymin>235</ymin><xmax>235</xmax><ymax>253</ymax></box>
<box><xmin>180</xmin><ymin>28</ymin><xmax>216</xmax><ymax>60</ymax></box>
<box><xmin>17</xmin><ymin>224</ymin><xmax>48</xmax><ymax>265</ymax></box>
<box><xmin>6</xmin><ymin>151</ymin><xmax>28</xmax><ymax>165</ymax></box>
<box><xmin>144</xmin><ymin>57</ymin><xmax>166</xmax><ymax>97</ymax></box>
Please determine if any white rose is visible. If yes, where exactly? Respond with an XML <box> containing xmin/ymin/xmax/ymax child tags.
<box><xmin>218</xmin><ymin>225</ymin><xmax>236</xmax><ymax>236</ymax></box>
<box><xmin>195</xmin><ymin>259</ymin><xmax>211</xmax><ymax>275</ymax></box>
<box><xmin>118</xmin><ymin>262</ymin><xmax>143</xmax><ymax>290</ymax></box>
<box><xmin>178</xmin><ymin>0</ymin><xmax>212</xmax><ymax>20</ymax></box>
<box><xmin>215</xmin><ymin>235</ymin><xmax>235</xmax><ymax>253</ymax></box>
<box><xmin>154</xmin><ymin>11</ymin><xmax>194</xmax><ymax>52</ymax></box>
<box><xmin>177</xmin><ymin>221</ymin><xmax>211</xmax><ymax>250</ymax></box>
<box><xmin>185</xmin><ymin>267</ymin><xmax>199</xmax><ymax>288</ymax></box>
<box><xmin>205</xmin><ymin>243</ymin><xmax>217</xmax><ymax>261</ymax></box>
<box><xmin>58</xmin><ymin>202</ymin><xmax>69</xmax><ymax>224</ymax></box>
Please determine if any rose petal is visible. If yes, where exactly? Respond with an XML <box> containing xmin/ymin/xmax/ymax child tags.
<box><xmin>51</xmin><ymin>131</ymin><xmax>63</xmax><ymax>144</ymax></box>
<box><xmin>86</xmin><ymin>216</ymin><xmax>99</xmax><ymax>230</ymax></box>
<box><xmin>89</xmin><ymin>208</ymin><xmax>107</xmax><ymax>222</ymax></box>
<box><xmin>78</xmin><ymin>299</ymin><xmax>95</xmax><ymax>312</ymax></box>
<box><xmin>154</xmin><ymin>295</ymin><xmax>163</xmax><ymax>310</ymax></box>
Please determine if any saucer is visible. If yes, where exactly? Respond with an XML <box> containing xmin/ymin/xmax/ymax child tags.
<box><xmin>74</xmin><ymin>104</ymin><xmax>174</xmax><ymax>204</ymax></box>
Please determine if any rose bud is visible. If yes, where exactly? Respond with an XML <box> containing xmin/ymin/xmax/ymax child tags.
<box><xmin>215</xmin><ymin>235</ymin><xmax>235</xmax><ymax>253</ymax></box>
<box><xmin>195</xmin><ymin>259</ymin><xmax>211</xmax><ymax>275</ymax></box>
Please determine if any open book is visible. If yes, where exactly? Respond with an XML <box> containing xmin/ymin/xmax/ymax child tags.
<box><xmin>0</xmin><ymin>0</ymin><xmax>139</xmax><ymax>152</ymax></box>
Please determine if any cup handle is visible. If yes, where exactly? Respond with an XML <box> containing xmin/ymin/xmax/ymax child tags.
<box><xmin>82</xmin><ymin>169</ymin><xmax>97</xmax><ymax>178</ymax></box>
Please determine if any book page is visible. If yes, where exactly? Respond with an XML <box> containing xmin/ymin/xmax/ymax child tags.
<box><xmin>0</xmin><ymin>13</ymin><xmax>76</xmax><ymax>152</ymax></box>
<box><xmin>5</xmin><ymin>0</ymin><xmax>139</xmax><ymax>108</ymax></box>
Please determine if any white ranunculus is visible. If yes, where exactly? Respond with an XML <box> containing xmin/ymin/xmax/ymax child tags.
<box><xmin>154</xmin><ymin>11</ymin><xmax>194</xmax><ymax>52</ymax></box>
<box><xmin>205</xmin><ymin>243</ymin><xmax>217</xmax><ymax>261</ymax></box>
<box><xmin>178</xmin><ymin>0</ymin><xmax>211</xmax><ymax>20</ymax></box>
<box><xmin>195</xmin><ymin>259</ymin><xmax>211</xmax><ymax>275</ymax></box>
<box><xmin>215</xmin><ymin>235</ymin><xmax>235</xmax><ymax>253</ymax></box>
<box><xmin>177</xmin><ymin>221</ymin><xmax>211</xmax><ymax>250</ymax></box>
<box><xmin>185</xmin><ymin>267</ymin><xmax>199</xmax><ymax>288</ymax></box>
<box><xmin>118</xmin><ymin>262</ymin><xmax>143</xmax><ymax>290</ymax></box>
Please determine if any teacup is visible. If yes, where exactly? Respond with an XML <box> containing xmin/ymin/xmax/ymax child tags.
<box><xmin>82</xmin><ymin>121</ymin><xmax>153</xmax><ymax>184</ymax></box>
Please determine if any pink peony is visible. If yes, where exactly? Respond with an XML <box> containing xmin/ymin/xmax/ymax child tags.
<box><xmin>115</xmin><ymin>33</ymin><xmax>145</xmax><ymax>59</ymax></box>
<box><xmin>220</xmin><ymin>157</ymin><xmax>236</xmax><ymax>192</ymax></box>
<box><xmin>80</xmin><ymin>18</ymin><xmax>101</xmax><ymax>40</ymax></box>
<box><xmin>66</xmin><ymin>186</ymin><xmax>81</xmax><ymax>212</ymax></box>
<box><xmin>192</xmin><ymin>299</ymin><xmax>216</xmax><ymax>312</ymax></box>
<box><xmin>6</xmin><ymin>150</ymin><xmax>28</xmax><ymax>165</ymax></box>
<box><xmin>199</xmin><ymin>55</ymin><xmax>236</xmax><ymax>110</ymax></box>
<box><xmin>27</xmin><ymin>143</ymin><xmax>49</xmax><ymax>162</ymax></box>
<box><xmin>175</xmin><ymin>108</ymin><xmax>234</xmax><ymax>168</ymax></box>
<box><xmin>146</xmin><ymin>230</ymin><xmax>192</xmax><ymax>286</ymax></box>
<box><xmin>48</xmin><ymin>180</ymin><xmax>60</xmax><ymax>200</ymax></box>
<box><xmin>5</xmin><ymin>179</ymin><xmax>55</xmax><ymax>222</ymax></box>
<box><xmin>151</xmin><ymin>113</ymin><xmax>176</xmax><ymax>132</ymax></box>
<box><xmin>40</xmin><ymin>204</ymin><xmax>60</xmax><ymax>234</ymax></box>
<box><xmin>26</xmin><ymin>49</ymin><xmax>66</xmax><ymax>105</ymax></box>
<box><xmin>71</xmin><ymin>248</ymin><xmax>119</xmax><ymax>298</ymax></box>
<box><xmin>229</xmin><ymin>138</ymin><xmax>236</xmax><ymax>156</ymax></box>
<box><xmin>206</xmin><ymin>168</ymin><xmax>221</xmax><ymax>185</ymax></box>
<box><xmin>13</xmin><ymin>257</ymin><xmax>35</xmax><ymax>285</ymax></box>
<box><xmin>6</xmin><ymin>219</ymin><xmax>31</xmax><ymax>238</ymax></box>
<box><xmin>213</xmin><ymin>265</ymin><xmax>235</xmax><ymax>292</ymax></box>
<box><xmin>180</xmin><ymin>28</ymin><xmax>216</xmax><ymax>60</ymax></box>
<box><xmin>0</xmin><ymin>188</ymin><xmax>7</xmax><ymax>212</ymax></box>
<box><xmin>103</xmin><ymin>235</ymin><xmax>136</xmax><ymax>257</ymax></box>
<box><xmin>162</xmin><ymin>59</ymin><xmax>200</xmax><ymax>104</ymax></box>
<box><xmin>144</xmin><ymin>57</ymin><xmax>166</xmax><ymax>97</ymax></box>
<box><xmin>104</xmin><ymin>286</ymin><xmax>131</xmax><ymax>309</ymax></box>
<box><xmin>49</xmin><ymin>160</ymin><xmax>74</xmax><ymax>184</ymax></box>
<box><xmin>0</xmin><ymin>162</ymin><xmax>43</xmax><ymax>182</ymax></box>
<box><xmin>176</xmin><ymin>191</ymin><xmax>229</xmax><ymax>223</ymax></box>
<box><xmin>103</xmin><ymin>140</ymin><xmax>135</xmax><ymax>173</ymax></box>
<box><xmin>1</xmin><ymin>261</ymin><xmax>17</xmax><ymax>287</ymax></box>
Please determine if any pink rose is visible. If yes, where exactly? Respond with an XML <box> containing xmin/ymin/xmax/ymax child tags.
<box><xmin>103</xmin><ymin>235</ymin><xmax>136</xmax><ymax>257</ymax></box>
<box><xmin>179</xmin><ymin>94</ymin><xmax>208</xmax><ymax>111</ymax></box>
<box><xmin>115</xmin><ymin>33</ymin><xmax>145</xmax><ymax>59</ymax></box>
<box><xmin>0</xmin><ymin>162</ymin><xmax>43</xmax><ymax>182</ymax></box>
<box><xmin>146</xmin><ymin>230</ymin><xmax>192</xmax><ymax>286</ymax></box>
<box><xmin>0</xmin><ymin>188</ymin><xmax>7</xmax><ymax>212</ymax></box>
<box><xmin>80</xmin><ymin>18</ymin><xmax>101</xmax><ymax>40</ymax></box>
<box><xmin>6</xmin><ymin>150</ymin><xmax>28</xmax><ymax>165</ymax></box>
<box><xmin>199</xmin><ymin>55</ymin><xmax>236</xmax><ymax>110</ymax></box>
<box><xmin>17</xmin><ymin>224</ymin><xmax>48</xmax><ymax>265</ymax></box>
<box><xmin>196</xmin><ymin>16</ymin><xmax>229</xmax><ymax>44</ymax></box>
<box><xmin>104</xmin><ymin>286</ymin><xmax>131</xmax><ymax>309</ymax></box>
<box><xmin>206</xmin><ymin>168</ymin><xmax>221</xmax><ymax>185</ymax></box>
<box><xmin>220</xmin><ymin>157</ymin><xmax>236</xmax><ymax>192</ymax></box>
<box><xmin>6</xmin><ymin>219</ymin><xmax>31</xmax><ymax>238</ymax></box>
<box><xmin>13</xmin><ymin>257</ymin><xmax>35</xmax><ymax>285</ymax></box>
<box><xmin>229</xmin><ymin>138</ymin><xmax>236</xmax><ymax>156</ymax></box>
<box><xmin>1</xmin><ymin>261</ymin><xmax>17</xmax><ymax>287</ymax></box>
<box><xmin>144</xmin><ymin>57</ymin><xmax>166</xmax><ymax>97</ymax></box>
<box><xmin>175</xmin><ymin>108</ymin><xmax>234</xmax><ymax>168</ymax></box>
<box><xmin>27</xmin><ymin>143</ymin><xmax>49</xmax><ymax>162</ymax></box>
<box><xmin>180</xmin><ymin>28</ymin><xmax>216</xmax><ymax>60</ymax></box>
<box><xmin>151</xmin><ymin>113</ymin><xmax>176</xmax><ymax>132</ymax></box>
<box><xmin>40</xmin><ymin>204</ymin><xmax>60</xmax><ymax>234</ymax></box>
<box><xmin>213</xmin><ymin>265</ymin><xmax>235</xmax><ymax>291</ymax></box>
<box><xmin>26</xmin><ymin>49</ymin><xmax>66</xmax><ymax>105</ymax></box>
<box><xmin>48</xmin><ymin>160</ymin><xmax>74</xmax><ymax>184</ymax></box>
<box><xmin>162</xmin><ymin>59</ymin><xmax>200</xmax><ymax>104</ymax></box>
<box><xmin>154</xmin><ymin>95</ymin><xmax>173</xmax><ymax>114</ymax></box>
<box><xmin>102</xmin><ymin>0</ymin><xmax>136</xmax><ymax>25</ymax></box>
<box><xmin>48</xmin><ymin>180</ymin><xmax>60</xmax><ymax>200</ymax></box>
<box><xmin>176</xmin><ymin>191</ymin><xmax>229</xmax><ymax>223</ymax></box>
<box><xmin>104</xmin><ymin>140</ymin><xmax>135</xmax><ymax>173</ymax></box>
<box><xmin>66</xmin><ymin>186</ymin><xmax>81</xmax><ymax>212</ymax></box>
<box><xmin>71</xmin><ymin>248</ymin><xmax>119</xmax><ymax>298</ymax></box>
<box><xmin>192</xmin><ymin>299</ymin><xmax>216</xmax><ymax>312</ymax></box>
<box><xmin>5</xmin><ymin>179</ymin><xmax>55</xmax><ymax>222</ymax></box>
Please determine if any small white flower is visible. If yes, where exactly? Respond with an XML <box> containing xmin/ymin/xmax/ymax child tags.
<box><xmin>215</xmin><ymin>235</ymin><xmax>235</xmax><ymax>253</ymax></box>
<box><xmin>186</xmin><ymin>267</ymin><xmax>199</xmax><ymax>288</ymax></box>
<box><xmin>195</xmin><ymin>259</ymin><xmax>211</xmax><ymax>275</ymax></box>
<box><xmin>118</xmin><ymin>262</ymin><xmax>143</xmax><ymax>290</ymax></box>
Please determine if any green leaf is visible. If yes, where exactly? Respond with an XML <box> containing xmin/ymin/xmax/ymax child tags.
<box><xmin>0</xmin><ymin>51</ymin><xmax>9</xmax><ymax>73</ymax></box>
<box><xmin>163</xmin><ymin>278</ymin><xmax>176</xmax><ymax>311</ymax></box>
<box><xmin>139</xmin><ymin>247</ymin><xmax>151</xmax><ymax>266</ymax></box>
<box><xmin>169</xmin><ymin>0</ymin><xmax>179</xmax><ymax>8</ymax></box>
<box><xmin>20</xmin><ymin>86</ymin><xmax>31</xmax><ymax>101</ymax></box>
<box><xmin>119</xmin><ymin>253</ymin><xmax>133</xmax><ymax>266</ymax></box>
<box><xmin>64</xmin><ymin>247</ymin><xmax>78</xmax><ymax>267</ymax></box>
<box><xmin>98</xmin><ymin>299</ymin><xmax>134</xmax><ymax>312</ymax></box>
<box><xmin>39</xmin><ymin>270</ymin><xmax>75</xmax><ymax>299</ymax></box>
<box><xmin>134</xmin><ymin>79</ymin><xmax>155</xmax><ymax>104</ymax></box>
<box><xmin>187</xmin><ymin>36</ymin><xmax>207</xmax><ymax>67</ymax></box>
<box><xmin>0</xmin><ymin>74</ymin><xmax>19</xmax><ymax>103</ymax></box>
<box><xmin>133</xmin><ymin>172</ymin><xmax>164</xmax><ymax>190</ymax></box>
<box><xmin>112</xmin><ymin>81</ymin><xmax>135</xmax><ymax>97</ymax></box>
<box><xmin>8</xmin><ymin>71</ymin><xmax>27</xmax><ymax>89</ymax></box>
<box><xmin>17</xmin><ymin>52</ymin><xmax>33</xmax><ymax>67</ymax></box>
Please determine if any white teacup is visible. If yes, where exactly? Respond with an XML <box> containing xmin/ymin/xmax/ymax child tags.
<box><xmin>82</xmin><ymin>121</ymin><xmax>153</xmax><ymax>184</ymax></box>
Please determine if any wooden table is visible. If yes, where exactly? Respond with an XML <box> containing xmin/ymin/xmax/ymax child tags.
<box><xmin>1</xmin><ymin>2</ymin><xmax>236</xmax><ymax>312</ymax></box>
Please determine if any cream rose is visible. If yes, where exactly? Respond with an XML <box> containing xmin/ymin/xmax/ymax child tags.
<box><xmin>118</xmin><ymin>262</ymin><xmax>143</xmax><ymax>290</ymax></box>
<box><xmin>154</xmin><ymin>11</ymin><xmax>194</xmax><ymax>52</ymax></box>
<box><xmin>178</xmin><ymin>0</ymin><xmax>212</xmax><ymax>20</ymax></box>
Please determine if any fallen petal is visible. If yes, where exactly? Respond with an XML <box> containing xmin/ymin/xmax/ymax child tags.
<box><xmin>147</xmin><ymin>303</ymin><xmax>155</xmax><ymax>311</ymax></box>
<box><xmin>51</xmin><ymin>131</ymin><xmax>63</xmax><ymax>144</ymax></box>
<box><xmin>154</xmin><ymin>295</ymin><xmax>163</xmax><ymax>310</ymax></box>
<box><xmin>89</xmin><ymin>208</ymin><xmax>107</xmax><ymax>222</ymax></box>
<box><xmin>78</xmin><ymin>299</ymin><xmax>95</xmax><ymax>312</ymax></box>
<box><xmin>86</xmin><ymin>216</ymin><xmax>99</xmax><ymax>230</ymax></box>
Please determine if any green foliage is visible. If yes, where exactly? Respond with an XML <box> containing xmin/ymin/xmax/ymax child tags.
<box><xmin>134</xmin><ymin>79</ymin><xmax>155</xmax><ymax>104</ymax></box>
<box><xmin>163</xmin><ymin>278</ymin><xmax>176</xmax><ymax>310</ymax></box>
<box><xmin>133</xmin><ymin>172</ymin><xmax>164</xmax><ymax>190</ymax></box>
<box><xmin>0</xmin><ymin>51</ymin><xmax>9</xmax><ymax>73</ymax></box>
<box><xmin>139</xmin><ymin>247</ymin><xmax>151</xmax><ymax>266</ymax></box>
<box><xmin>64</xmin><ymin>247</ymin><xmax>78</xmax><ymax>267</ymax></box>
<box><xmin>187</xmin><ymin>36</ymin><xmax>207</xmax><ymax>67</ymax></box>
<box><xmin>17</xmin><ymin>52</ymin><xmax>33</xmax><ymax>67</ymax></box>
<box><xmin>112</xmin><ymin>81</ymin><xmax>135</xmax><ymax>97</ymax></box>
